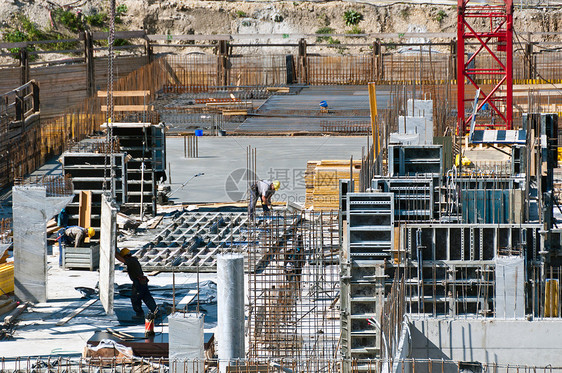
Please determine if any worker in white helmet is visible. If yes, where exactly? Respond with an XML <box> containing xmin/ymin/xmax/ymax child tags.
<box><xmin>248</xmin><ymin>180</ymin><xmax>280</xmax><ymax>219</ymax></box>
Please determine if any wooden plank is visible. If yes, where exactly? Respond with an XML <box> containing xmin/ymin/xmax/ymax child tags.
<box><xmin>32</xmin><ymin>64</ymin><xmax>87</xmax><ymax>75</ymax></box>
<box><xmin>206</xmin><ymin>102</ymin><xmax>251</xmax><ymax>107</ymax></box>
<box><xmin>97</xmin><ymin>90</ymin><xmax>150</xmax><ymax>98</ymax></box>
<box><xmin>510</xmin><ymin>91</ymin><xmax>562</xmax><ymax>97</ymax></box>
<box><xmin>222</xmin><ymin>110</ymin><xmax>248</xmax><ymax>116</ymax></box>
<box><xmin>4</xmin><ymin>302</ymin><xmax>28</xmax><ymax>325</ymax></box>
<box><xmin>266</xmin><ymin>87</ymin><xmax>290</xmax><ymax>93</ymax></box>
<box><xmin>78</xmin><ymin>191</ymin><xmax>92</xmax><ymax>243</ymax></box>
<box><xmin>148</xmin><ymin>34</ymin><xmax>232</xmax><ymax>42</ymax></box>
<box><xmin>92</xmin><ymin>31</ymin><xmax>146</xmax><ymax>40</ymax></box>
<box><xmin>0</xmin><ymin>301</ymin><xmax>18</xmax><ymax>317</ymax></box>
<box><xmin>101</xmin><ymin>105</ymin><xmax>153</xmax><ymax>112</ymax></box>
<box><xmin>148</xmin><ymin>215</ymin><xmax>164</xmax><ymax>229</ymax></box>
<box><xmin>510</xmin><ymin>84</ymin><xmax>562</xmax><ymax>90</ymax></box>
<box><xmin>56</xmin><ymin>298</ymin><xmax>98</xmax><ymax>326</ymax></box>
<box><xmin>175</xmin><ymin>290</ymin><xmax>198</xmax><ymax>311</ymax></box>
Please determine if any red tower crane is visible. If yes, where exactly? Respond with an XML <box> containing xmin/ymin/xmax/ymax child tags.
<box><xmin>457</xmin><ymin>0</ymin><xmax>514</xmax><ymax>134</ymax></box>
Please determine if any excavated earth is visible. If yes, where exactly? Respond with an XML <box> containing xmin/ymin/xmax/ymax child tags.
<box><xmin>0</xmin><ymin>0</ymin><xmax>561</xmax><ymax>60</ymax></box>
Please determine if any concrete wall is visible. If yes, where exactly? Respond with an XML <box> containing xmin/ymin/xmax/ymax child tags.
<box><xmin>13</xmin><ymin>187</ymin><xmax>72</xmax><ymax>303</ymax></box>
<box><xmin>99</xmin><ymin>194</ymin><xmax>117</xmax><ymax>314</ymax></box>
<box><xmin>410</xmin><ymin>318</ymin><xmax>562</xmax><ymax>367</ymax></box>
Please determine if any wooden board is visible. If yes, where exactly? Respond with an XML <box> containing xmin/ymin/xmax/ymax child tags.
<box><xmin>222</xmin><ymin>110</ymin><xmax>248</xmax><ymax>116</ymax></box>
<box><xmin>101</xmin><ymin>105</ymin><xmax>153</xmax><ymax>112</ymax></box>
<box><xmin>78</xmin><ymin>191</ymin><xmax>92</xmax><ymax>243</ymax></box>
<box><xmin>56</xmin><ymin>298</ymin><xmax>98</xmax><ymax>326</ymax></box>
<box><xmin>97</xmin><ymin>90</ymin><xmax>150</xmax><ymax>97</ymax></box>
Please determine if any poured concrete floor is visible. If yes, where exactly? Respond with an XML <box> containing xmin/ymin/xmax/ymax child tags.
<box><xmin>2</xmin><ymin>253</ymin><xmax>218</xmax><ymax>358</ymax></box>
<box><xmin>166</xmin><ymin>136</ymin><xmax>366</xmax><ymax>204</ymax></box>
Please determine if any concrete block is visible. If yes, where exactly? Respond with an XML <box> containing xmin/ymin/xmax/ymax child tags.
<box><xmin>390</xmin><ymin>133</ymin><xmax>420</xmax><ymax>145</ymax></box>
<box><xmin>99</xmin><ymin>194</ymin><xmax>117</xmax><ymax>314</ymax></box>
<box><xmin>398</xmin><ymin>116</ymin><xmax>433</xmax><ymax>145</ymax></box>
<box><xmin>407</xmin><ymin>99</ymin><xmax>433</xmax><ymax>119</ymax></box>
<box><xmin>169</xmin><ymin>313</ymin><xmax>204</xmax><ymax>373</ymax></box>
<box><xmin>495</xmin><ymin>256</ymin><xmax>525</xmax><ymax>319</ymax></box>
<box><xmin>13</xmin><ymin>186</ymin><xmax>72</xmax><ymax>303</ymax></box>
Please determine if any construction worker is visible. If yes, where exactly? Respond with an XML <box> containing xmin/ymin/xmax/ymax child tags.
<box><xmin>57</xmin><ymin>226</ymin><xmax>95</xmax><ymax>247</ymax></box>
<box><xmin>115</xmin><ymin>248</ymin><xmax>158</xmax><ymax>319</ymax></box>
<box><xmin>248</xmin><ymin>180</ymin><xmax>280</xmax><ymax>219</ymax></box>
<box><xmin>284</xmin><ymin>235</ymin><xmax>304</xmax><ymax>289</ymax></box>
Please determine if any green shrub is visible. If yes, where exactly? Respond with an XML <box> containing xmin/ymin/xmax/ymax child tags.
<box><xmin>113</xmin><ymin>38</ymin><xmax>130</xmax><ymax>47</ymax></box>
<box><xmin>343</xmin><ymin>10</ymin><xmax>363</xmax><ymax>26</ymax></box>
<box><xmin>435</xmin><ymin>10</ymin><xmax>447</xmax><ymax>22</ymax></box>
<box><xmin>274</xmin><ymin>14</ymin><xmax>284</xmax><ymax>22</ymax></box>
<box><xmin>315</xmin><ymin>26</ymin><xmax>334</xmax><ymax>42</ymax></box>
<box><xmin>115</xmin><ymin>4</ymin><xmax>128</xmax><ymax>24</ymax></box>
<box><xmin>85</xmin><ymin>12</ymin><xmax>108</xmax><ymax>27</ymax></box>
<box><xmin>327</xmin><ymin>37</ymin><xmax>341</xmax><ymax>45</ymax></box>
<box><xmin>318</xmin><ymin>13</ymin><xmax>330</xmax><ymax>26</ymax></box>
<box><xmin>42</xmin><ymin>34</ymin><xmax>80</xmax><ymax>51</ymax></box>
<box><xmin>21</xmin><ymin>16</ymin><xmax>47</xmax><ymax>40</ymax></box>
<box><xmin>116</xmin><ymin>4</ymin><xmax>128</xmax><ymax>14</ymax></box>
<box><xmin>400</xmin><ymin>8</ymin><xmax>410</xmax><ymax>19</ymax></box>
<box><xmin>236</xmin><ymin>10</ymin><xmax>247</xmax><ymax>17</ymax></box>
<box><xmin>3</xmin><ymin>30</ymin><xmax>29</xmax><ymax>59</ymax></box>
<box><xmin>346</xmin><ymin>25</ymin><xmax>364</xmax><ymax>35</ymax></box>
<box><xmin>53</xmin><ymin>8</ymin><xmax>84</xmax><ymax>32</ymax></box>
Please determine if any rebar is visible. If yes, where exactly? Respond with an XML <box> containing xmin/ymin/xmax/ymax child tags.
<box><xmin>247</xmin><ymin>210</ymin><xmax>340</xmax><ymax>369</ymax></box>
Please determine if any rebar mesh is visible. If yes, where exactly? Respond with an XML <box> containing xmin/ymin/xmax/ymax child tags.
<box><xmin>14</xmin><ymin>175</ymin><xmax>74</xmax><ymax>197</ymax></box>
<box><xmin>247</xmin><ymin>210</ymin><xmax>340</xmax><ymax>368</ymax></box>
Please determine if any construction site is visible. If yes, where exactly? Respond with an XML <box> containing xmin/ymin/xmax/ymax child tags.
<box><xmin>3</xmin><ymin>0</ymin><xmax>562</xmax><ymax>372</ymax></box>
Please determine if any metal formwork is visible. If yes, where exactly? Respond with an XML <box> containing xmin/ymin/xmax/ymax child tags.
<box><xmin>107</xmin><ymin>123</ymin><xmax>166</xmax><ymax>216</ymax></box>
<box><xmin>60</xmin><ymin>150</ymin><xmax>127</xmax><ymax>231</ymax></box>
<box><xmin>388</xmin><ymin>145</ymin><xmax>443</xmax><ymax>177</ymax></box>
<box><xmin>341</xmin><ymin>193</ymin><xmax>394</xmax><ymax>367</ymax></box>
<box><xmin>397</xmin><ymin>223</ymin><xmax>542</xmax><ymax>317</ymax></box>
<box><xmin>346</xmin><ymin>193</ymin><xmax>394</xmax><ymax>259</ymax></box>
<box><xmin>372</xmin><ymin>178</ymin><xmax>435</xmax><ymax>222</ymax></box>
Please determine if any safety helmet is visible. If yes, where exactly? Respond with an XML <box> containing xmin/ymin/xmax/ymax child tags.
<box><xmin>120</xmin><ymin>248</ymin><xmax>131</xmax><ymax>257</ymax></box>
<box><xmin>272</xmin><ymin>180</ymin><xmax>280</xmax><ymax>191</ymax></box>
<box><xmin>87</xmin><ymin>227</ymin><xmax>95</xmax><ymax>238</ymax></box>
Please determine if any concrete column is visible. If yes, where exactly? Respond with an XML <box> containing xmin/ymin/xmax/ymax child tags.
<box><xmin>217</xmin><ymin>254</ymin><xmax>245</xmax><ymax>372</ymax></box>
<box><xmin>169</xmin><ymin>313</ymin><xmax>205</xmax><ymax>373</ymax></box>
<box><xmin>99</xmin><ymin>194</ymin><xmax>117</xmax><ymax>314</ymax></box>
<box><xmin>13</xmin><ymin>186</ymin><xmax>72</xmax><ymax>303</ymax></box>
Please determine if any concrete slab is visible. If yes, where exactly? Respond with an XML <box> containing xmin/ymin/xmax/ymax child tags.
<box><xmin>12</xmin><ymin>187</ymin><xmax>72</xmax><ymax>303</ymax></box>
<box><xmin>410</xmin><ymin>318</ymin><xmax>562</xmax><ymax>367</ymax></box>
<box><xmin>165</xmin><ymin>136</ymin><xmax>366</xmax><ymax>204</ymax></box>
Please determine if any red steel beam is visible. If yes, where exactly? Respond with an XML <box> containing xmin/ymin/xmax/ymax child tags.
<box><xmin>457</xmin><ymin>0</ymin><xmax>513</xmax><ymax>135</ymax></box>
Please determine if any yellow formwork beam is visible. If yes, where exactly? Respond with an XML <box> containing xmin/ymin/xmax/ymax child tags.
<box><xmin>0</xmin><ymin>263</ymin><xmax>14</xmax><ymax>294</ymax></box>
